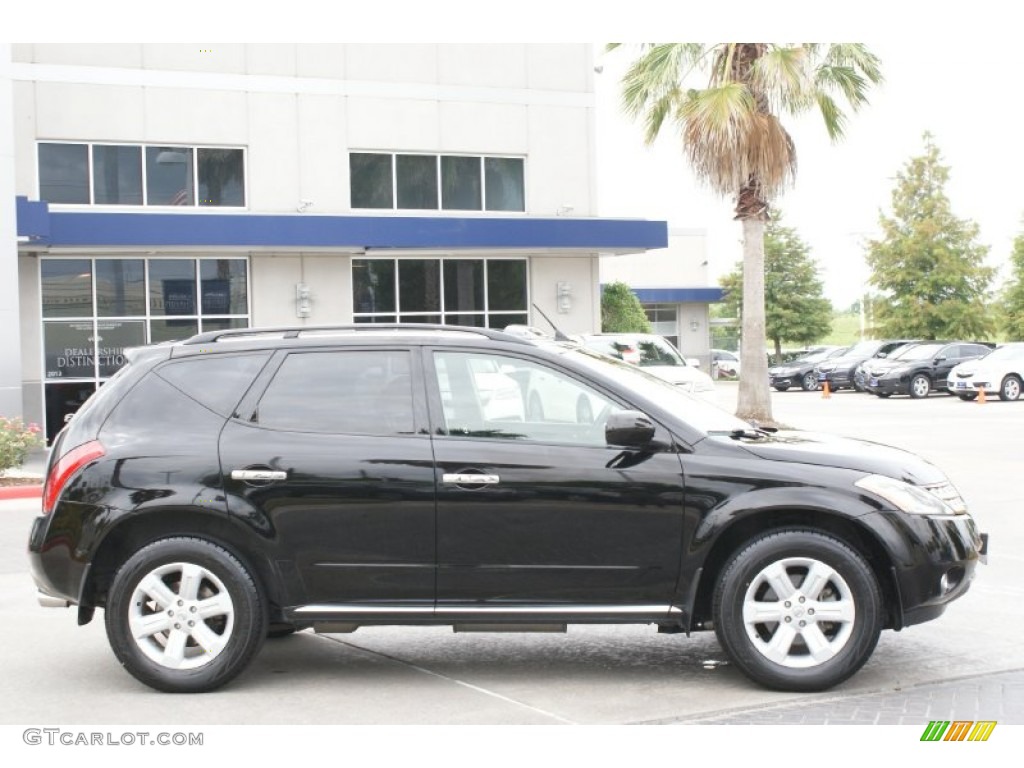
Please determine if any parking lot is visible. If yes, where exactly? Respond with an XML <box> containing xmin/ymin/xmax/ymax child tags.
<box><xmin>1</xmin><ymin>382</ymin><xmax>1021</xmax><ymax>725</ymax></box>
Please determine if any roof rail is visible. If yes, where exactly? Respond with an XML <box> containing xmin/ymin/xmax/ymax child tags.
<box><xmin>182</xmin><ymin>323</ymin><xmax>532</xmax><ymax>345</ymax></box>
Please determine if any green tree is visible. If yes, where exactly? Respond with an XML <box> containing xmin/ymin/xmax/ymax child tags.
<box><xmin>612</xmin><ymin>43</ymin><xmax>881</xmax><ymax>423</ymax></box>
<box><xmin>601</xmin><ymin>281</ymin><xmax>652</xmax><ymax>333</ymax></box>
<box><xmin>720</xmin><ymin>212</ymin><xmax>832</xmax><ymax>363</ymax></box>
<box><xmin>1002</xmin><ymin>226</ymin><xmax>1024</xmax><ymax>340</ymax></box>
<box><xmin>866</xmin><ymin>134</ymin><xmax>995</xmax><ymax>340</ymax></box>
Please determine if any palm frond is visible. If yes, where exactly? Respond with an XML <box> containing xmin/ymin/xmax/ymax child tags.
<box><xmin>752</xmin><ymin>46</ymin><xmax>815</xmax><ymax>113</ymax></box>
<box><xmin>815</xmin><ymin>93</ymin><xmax>847</xmax><ymax>141</ymax></box>
<box><xmin>618</xmin><ymin>43</ymin><xmax>709</xmax><ymax>144</ymax></box>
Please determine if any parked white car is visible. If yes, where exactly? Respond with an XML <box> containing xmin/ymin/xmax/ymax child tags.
<box><xmin>581</xmin><ymin>334</ymin><xmax>717</xmax><ymax>402</ymax></box>
<box><xmin>946</xmin><ymin>343</ymin><xmax>1024</xmax><ymax>401</ymax></box>
<box><xmin>712</xmin><ymin>348</ymin><xmax>741</xmax><ymax>378</ymax></box>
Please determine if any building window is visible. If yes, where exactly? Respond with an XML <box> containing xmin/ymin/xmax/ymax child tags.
<box><xmin>352</xmin><ymin>257</ymin><xmax>528</xmax><ymax>328</ymax></box>
<box><xmin>349</xmin><ymin>153</ymin><xmax>525</xmax><ymax>212</ymax></box>
<box><xmin>40</xmin><ymin>257</ymin><xmax>250</xmax><ymax>440</ymax></box>
<box><xmin>38</xmin><ymin>142</ymin><xmax>245</xmax><ymax>207</ymax></box>
<box><xmin>644</xmin><ymin>304</ymin><xmax>679</xmax><ymax>348</ymax></box>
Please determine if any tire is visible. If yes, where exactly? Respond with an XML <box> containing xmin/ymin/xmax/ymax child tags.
<box><xmin>1000</xmin><ymin>375</ymin><xmax>1022</xmax><ymax>401</ymax></box>
<box><xmin>712</xmin><ymin>529</ymin><xmax>882</xmax><ymax>692</ymax></box>
<box><xmin>958</xmin><ymin>393</ymin><xmax>978</xmax><ymax>401</ymax></box>
<box><xmin>105</xmin><ymin>537</ymin><xmax>267</xmax><ymax>693</ymax></box>
<box><xmin>909</xmin><ymin>374</ymin><xmax>931</xmax><ymax>399</ymax></box>
<box><xmin>774</xmin><ymin>385</ymin><xmax>790</xmax><ymax>392</ymax></box>
<box><xmin>800</xmin><ymin>373</ymin><xmax>819</xmax><ymax>392</ymax></box>
<box><xmin>875</xmin><ymin>392</ymin><xmax>891</xmax><ymax>398</ymax></box>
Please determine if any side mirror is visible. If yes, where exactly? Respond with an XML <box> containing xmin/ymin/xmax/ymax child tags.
<box><xmin>877</xmin><ymin>352</ymin><xmax>888</xmax><ymax>358</ymax></box>
<box><xmin>934</xmin><ymin>356</ymin><xmax>946</xmax><ymax>363</ymax></box>
<box><xmin>605</xmin><ymin>410</ymin><xmax>655</xmax><ymax>448</ymax></box>
<box><xmin>686</xmin><ymin>357</ymin><xmax>701</xmax><ymax>368</ymax></box>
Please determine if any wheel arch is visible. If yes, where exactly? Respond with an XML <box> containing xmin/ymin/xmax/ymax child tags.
<box><xmin>81</xmin><ymin>508</ymin><xmax>291</xmax><ymax>620</ymax></box>
<box><xmin>689</xmin><ymin>509</ymin><xmax>902</xmax><ymax>631</ymax></box>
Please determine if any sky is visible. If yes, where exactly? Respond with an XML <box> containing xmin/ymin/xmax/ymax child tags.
<box><xmin>593</xmin><ymin>40</ymin><xmax>1024</xmax><ymax>309</ymax></box>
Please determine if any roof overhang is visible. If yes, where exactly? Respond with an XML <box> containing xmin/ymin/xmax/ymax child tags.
<box><xmin>16</xmin><ymin>197</ymin><xmax>667</xmax><ymax>256</ymax></box>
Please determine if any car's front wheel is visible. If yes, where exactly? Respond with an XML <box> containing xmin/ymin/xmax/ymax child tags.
<box><xmin>909</xmin><ymin>374</ymin><xmax>931</xmax><ymax>399</ymax></box>
<box><xmin>800</xmin><ymin>373</ymin><xmax>819</xmax><ymax>392</ymax></box>
<box><xmin>958</xmin><ymin>392</ymin><xmax>978</xmax><ymax>401</ymax></box>
<box><xmin>1000</xmin><ymin>375</ymin><xmax>1022</xmax><ymax>401</ymax></box>
<box><xmin>105</xmin><ymin>537</ymin><xmax>267</xmax><ymax>693</ymax></box>
<box><xmin>712</xmin><ymin>530</ymin><xmax>882</xmax><ymax>692</ymax></box>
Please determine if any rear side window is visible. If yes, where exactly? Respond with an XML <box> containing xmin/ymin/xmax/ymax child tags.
<box><xmin>155</xmin><ymin>353</ymin><xmax>271</xmax><ymax>416</ymax></box>
<box><xmin>254</xmin><ymin>350</ymin><xmax>414</xmax><ymax>434</ymax></box>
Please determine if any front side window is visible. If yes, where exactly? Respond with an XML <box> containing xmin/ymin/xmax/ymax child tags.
<box><xmin>433</xmin><ymin>351</ymin><xmax>615</xmax><ymax>446</ymax></box>
<box><xmin>255</xmin><ymin>351</ymin><xmax>413</xmax><ymax>435</ymax></box>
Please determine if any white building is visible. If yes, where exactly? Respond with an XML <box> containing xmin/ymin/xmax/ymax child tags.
<box><xmin>601</xmin><ymin>228</ymin><xmax>723</xmax><ymax>367</ymax></box>
<box><xmin>1</xmin><ymin>43</ymin><xmax>674</xmax><ymax>440</ymax></box>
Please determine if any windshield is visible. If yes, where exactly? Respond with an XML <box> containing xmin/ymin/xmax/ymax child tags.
<box><xmin>791</xmin><ymin>347</ymin><xmax>842</xmax><ymax>365</ymax></box>
<box><xmin>896</xmin><ymin>343</ymin><xmax>944</xmax><ymax>361</ymax></box>
<box><xmin>584</xmin><ymin>336</ymin><xmax>686</xmax><ymax>367</ymax></box>
<box><xmin>983</xmin><ymin>344</ymin><xmax>1024</xmax><ymax>362</ymax></box>
<box><xmin>843</xmin><ymin>340</ymin><xmax>883</xmax><ymax>358</ymax></box>
<box><xmin>548</xmin><ymin>344</ymin><xmax>751</xmax><ymax>435</ymax></box>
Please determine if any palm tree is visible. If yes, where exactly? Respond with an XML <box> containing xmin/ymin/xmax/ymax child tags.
<box><xmin>611</xmin><ymin>43</ymin><xmax>882</xmax><ymax>423</ymax></box>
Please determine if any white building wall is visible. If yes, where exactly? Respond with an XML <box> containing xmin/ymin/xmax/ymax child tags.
<box><xmin>13</xmin><ymin>44</ymin><xmax>597</xmax><ymax>218</ymax></box>
<box><xmin>0</xmin><ymin>44</ymin><xmax>23</xmax><ymax>418</ymax></box>
<box><xmin>601</xmin><ymin>229</ymin><xmax>709</xmax><ymax>288</ymax></box>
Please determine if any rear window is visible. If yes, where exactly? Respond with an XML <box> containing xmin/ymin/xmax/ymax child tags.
<box><xmin>585</xmin><ymin>337</ymin><xmax>685</xmax><ymax>367</ymax></box>
<box><xmin>155</xmin><ymin>353</ymin><xmax>271</xmax><ymax>416</ymax></box>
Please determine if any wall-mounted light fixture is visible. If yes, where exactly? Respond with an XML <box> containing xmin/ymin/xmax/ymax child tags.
<box><xmin>556</xmin><ymin>282</ymin><xmax>572</xmax><ymax>314</ymax></box>
<box><xmin>296</xmin><ymin>283</ymin><xmax>313</xmax><ymax>318</ymax></box>
<box><xmin>690</xmin><ymin>318</ymin><xmax>700</xmax><ymax>332</ymax></box>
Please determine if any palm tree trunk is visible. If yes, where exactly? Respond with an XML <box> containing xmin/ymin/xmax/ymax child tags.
<box><xmin>737</xmin><ymin>216</ymin><xmax>774</xmax><ymax>423</ymax></box>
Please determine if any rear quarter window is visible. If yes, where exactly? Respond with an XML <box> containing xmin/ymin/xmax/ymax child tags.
<box><xmin>154</xmin><ymin>353</ymin><xmax>271</xmax><ymax>416</ymax></box>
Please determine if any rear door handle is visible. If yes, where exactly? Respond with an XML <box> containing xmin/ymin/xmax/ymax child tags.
<box><xmin>442</xmin><ymin>473</ymin><xmax>499</xmax><ymax>485</ymax></box>
<box><xmin>232</xmin><ymin>469</ymin><xmax>288</xmax><ymax>481</ymax></box>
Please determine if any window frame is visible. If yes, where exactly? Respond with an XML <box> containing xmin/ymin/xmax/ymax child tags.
<box><xmin>36</xmin><ymin>141</ymin><xmax>248</xmax><ymax>210</ymax></box>
<box><xmin>349</xmin><ymin>151</ymin><xmax>526</xmax><ymax>214</ymax></box>
<box><xmin>352</xmin><ymin>256</ymin><xmax>529</xmax><ymax>329</ymax></box>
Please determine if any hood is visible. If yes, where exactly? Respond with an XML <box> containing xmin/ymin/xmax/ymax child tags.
<box><xmin>734</xmin><ymin>430</ymin><xmax>947</xmax><ymax>485</ymax></box>
<box><xmin>818</xmin><ymin>354</ymin><xmax>871</xmax><ymax>371</ymax></box>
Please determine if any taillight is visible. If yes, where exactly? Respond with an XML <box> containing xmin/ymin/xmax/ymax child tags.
<box><xmin>42</xmin><ymin>440</ymin><xmax>106</xmax><ymax>515</ymax></box>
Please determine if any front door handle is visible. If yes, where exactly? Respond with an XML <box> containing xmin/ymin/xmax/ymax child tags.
<box><xmin>442</xmin><ymin>473</ymin><xmax>499</xmax><ymax>485</ymax></box>
<box><xmin>232</xmin><ymin>469</ymin><xmax>288</xmax><ymax>481</ymax></box>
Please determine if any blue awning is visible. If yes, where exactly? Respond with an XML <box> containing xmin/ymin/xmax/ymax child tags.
<box><xmin>630</xmin><ymin>287</ymin><xmax>726</xmax><ymax>303</ymax></box>
<box><xmin>16</xmin><ymin>197</ymin><xmax>667</xmax><ymax>254</ymax></box>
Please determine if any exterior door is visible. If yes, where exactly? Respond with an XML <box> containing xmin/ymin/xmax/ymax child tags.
<box><xmin>219</xmin><ymin>347</ymin><xmax>436</xmax><ymax>606</ymax></box>
<box><xmin>426</xmin><ymin>348</ymin><xmax>686</xmax><ymax>611</ymax></box>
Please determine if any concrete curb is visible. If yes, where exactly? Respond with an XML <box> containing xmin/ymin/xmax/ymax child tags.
<box><xmin>0</xmin><ymin>484</ymin><xmax>43</xmax><ymax>501</ymax></box>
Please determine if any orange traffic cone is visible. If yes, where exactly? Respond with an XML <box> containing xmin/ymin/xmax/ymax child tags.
<box><xmin>977</xmin><ymin>387</ymin><xmax>986</xmax><ymax>405</ymax></box>
<box><xmin>821</xmin><ymin>381</ymin><xmax>831</xmax><ymax>399</ymax></box>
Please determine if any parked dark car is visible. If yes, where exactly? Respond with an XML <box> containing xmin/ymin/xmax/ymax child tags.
<box><xmin>29</xmin><ymin>325</ymin><xmax>987</xmax><ymax>695</ymax></box>
<box><xmin>864</xmin><ymin>341</ymin><xmax>994</xmax><ymax>398</ymax></box>
<box><xmin>769</xmin><ymin>346</ymin><xmax>848</xmax><ymax>391</ymax></box>
<box><xmin>816</xmin><ymin>339</ymin><xmax>918</xmax><ymax>391</ymax></box>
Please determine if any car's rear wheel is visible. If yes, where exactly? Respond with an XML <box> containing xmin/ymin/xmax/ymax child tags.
<box><xmin>105</xmin><ymin>537</ymin><xmax>267</xmax><ymax>693</ymax></box>
<box><xmin>774</xmin><ymin>384</ymin><xmax>790</xmax><ymax>392</ymax></box>
<box><xmin>909</xmin><ymin>374</ymin><xmax>931</xmax><ymax>399</ymax></box>
<box><xmin>1000</xmin><ymin>375</ymin><xmax>1022</xmax><ymax>401</ymax></box>
<box><xmin>712</xmin><ymin>529</ymin><xmax>882</xmax><ymax>692</ymax></box>
<box><xmin>801</xmin><ymin>373</ymin><xmax>818</xmax><ymax>391</ymax></box>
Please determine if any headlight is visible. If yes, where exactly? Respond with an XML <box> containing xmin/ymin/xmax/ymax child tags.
<box><xmin>855</xmin><ymin>474</ymin><xmax>961</xmax><ymax>516</ymax></box>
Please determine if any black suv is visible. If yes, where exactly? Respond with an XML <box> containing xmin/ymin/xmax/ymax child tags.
<box><xmin>815</xmin><ymin>339</ymin><xmax>917</xmax><ymax>391</ymax></box>
<box><xmin>29</xmin><ymin>325</ymin><xmax>987</xmax><ymax>694</ymax></box>
<box><xmin>863</xmin><ymin>341</ymin><xmax>994</xmax><ymax>398</ymax></box>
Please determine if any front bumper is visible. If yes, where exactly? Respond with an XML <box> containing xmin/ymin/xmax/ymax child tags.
<box><xmin>819</xmin><ymin>368</ymin><xmax>855</xmax><ymax>388</ymax></box>
<box><xmin>867</xmin><ymin>509</ymin><xmax>987</xmax><ymax>629</ymax></box>
<box><xmin>865</xmin><ymin>376</ymin><xmax>904</xmax><ymax>395</ymax></box>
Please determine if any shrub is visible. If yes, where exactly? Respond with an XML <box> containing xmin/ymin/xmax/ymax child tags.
<box><xmin>0</xmin><ymin>416</ymin><xmax>43</xmax><ymax>473</ymax></box>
